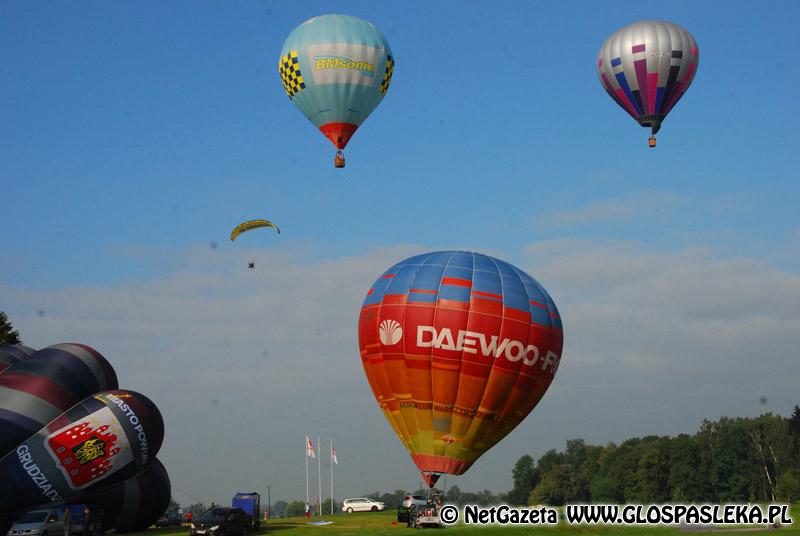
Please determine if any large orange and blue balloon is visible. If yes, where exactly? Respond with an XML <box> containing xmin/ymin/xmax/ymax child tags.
<box><xmin>358</xmin><ymin>251</ymin><xmax>564</xmax><ymax>487</ymax></box>
<box><xmin>597</xmin><ymin>20</ymin><xmax>699</xmax><ymax>147</ymax></box>
<box><xmin>0</xmin><ymin>344</ymin><xmax>169</xmax><ymax>533</ymax></box>
<box><xmin>279</xmin><ymin>14</ymin><xmax>394</xmax><ymax>167</ymax></box>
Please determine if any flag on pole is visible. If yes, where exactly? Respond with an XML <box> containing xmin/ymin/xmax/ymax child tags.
<box><xmin>331</xmin><ymin>445</ymin><xmax>338</xmax><ymax>464</ymax></box>
<box><xmin>306</xmin><ymin>435</ymin><xmax>316</xmax><ymax>458</ymax></box>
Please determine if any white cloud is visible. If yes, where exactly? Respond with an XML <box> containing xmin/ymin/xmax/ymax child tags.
<box><xmin>1</xmin><ymin>239</ymin><xmax>798</xmax><ymax>503</ymax></box>
<box><xmin>539</xmin><ymin>191</ymin><xmax>680</xmax><ymax>227</ymax></box>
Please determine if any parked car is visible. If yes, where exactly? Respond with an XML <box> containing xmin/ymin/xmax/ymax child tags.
<box><xmin>154</xmin><ymin>512</ymin><xmax>182</xmax><ymax>527</ymax></box>
<box><xmin>397</xmin><ymin>494</ymin><xmax>427</xmax><ymax>522</ymax></box>
<box><xmin>341</xmin><ymin>498</ymin><xmax>385</xmax><ymax>513</ymax></box>
<box><xmin>401</xmin><ymin>494</ymin><xmax>427</xmax><ymax>509</ymax></box>
<box><xmin>189</xmin><ymin>507</ymin><xmax>249</xmax><ymax>536</ymax></box>
<box><xmin>6</xmin><ymin>509</ymin><xmax>65</xmax><ymax>536</ymax></box>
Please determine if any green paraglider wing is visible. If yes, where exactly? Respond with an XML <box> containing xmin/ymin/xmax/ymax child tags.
<box><xmin>230</xmin><ymin>220</ymin><xmax>281</xmax><ymax>241</ymax></box>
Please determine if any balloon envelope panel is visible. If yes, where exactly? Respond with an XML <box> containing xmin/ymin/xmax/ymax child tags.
<box><xmin>358</xmin><ymin>251</ymin><xmax>563</xmax><ymax>483</ymax></box>
<box><xmin>279</xmin><ymin>14</ymin><xmax>393</xmax><ymax>149</ymax></box>
<box><xmin>0</xmin><ymin>345</ymin><xmax>35</xmax><ymax>374</ymax></box>
<box><xmin>597</xmin><ymin>20</ymin><xmax>699</xmax><ymax>131</ymax></box>
<box><xmin>0</xmin><ymin>344</ymin><xmax>119</xmax><ymax>460</ymax></box>
<box><xmin>68</xmin><ymin>458</ymin><xmax>171</xmax><ymax>533</ymax></box>
<box><xmin>0</xmin><ymin>390</ymin><xmax>164</xmax><ymax>512</ymax></box>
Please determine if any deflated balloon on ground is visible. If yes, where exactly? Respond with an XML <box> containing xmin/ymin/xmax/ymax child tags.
<box><xmin>0</xmin><ymin>343</ymin><xmax>169</xmax><ymax>533</ymax></box>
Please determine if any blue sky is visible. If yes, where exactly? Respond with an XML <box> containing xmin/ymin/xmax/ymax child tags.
<box><xmin>2</xmin><ymin>1</ymin><xmax>799</xmax><ymax>505</ymax></box>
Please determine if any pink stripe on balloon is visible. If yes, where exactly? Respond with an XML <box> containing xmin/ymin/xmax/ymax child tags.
<box><xmin>634</xmin><ymin>59</ymin><xmax>649</xmax><ymax>113</ymax></box>
<box><xmin>647</xmin><ymin>72</ymin><xmax>659</xmax><ymax>114</ymax></box>
<box><xmin>632</xmin><ymin>43</ymin><xmax>646</xmax><ymax>53</ymax></box>
<box><xmin>602</xmin><ymin>72</ymin><xmax>637</xmax><ymax>119</ymax></box>
<box><xmin>663</xmin><ymin>61</ymin><xmax>696</xmax><ymax>115</ymax></box>
<box><xmin>615</xmin><ymin>87</ymin><xmax>639</xmax><ymax>118</ymax></box>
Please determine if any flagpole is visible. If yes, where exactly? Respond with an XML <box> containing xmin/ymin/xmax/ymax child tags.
<box><xmin>317</xmin><ymin>435</ymin><xmax>322</xmax><ymax>516</ymax></box>
<box><xmin>330</xmin><ymin>439</ymin><xmax>334</xmax><ymax>515</ymax></box>
<box><xmin>305</xmin><ymin>436</ymin><xmax>309</xmax><ymax>508</ymax></box>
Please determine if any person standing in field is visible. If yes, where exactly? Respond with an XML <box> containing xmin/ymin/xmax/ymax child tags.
<box><xmin>305</xmin><ymin>503</ymin><xmax>310</xmax><ymax>521</ymax></box>
<box><xmin>62</xmin><ymin>508</ymin><xmax>71</xmax><ymax>536</ymax></box>
<box><xmin>82</xmin><ymin>506</ymin><xmax>91</xmax><ymax>536</ymax></box>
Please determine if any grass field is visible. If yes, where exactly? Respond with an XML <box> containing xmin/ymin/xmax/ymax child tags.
<box><xmin>139</xmin><ymin>505</ymin><xmax>799</xmax><ymax>536</ymax></box>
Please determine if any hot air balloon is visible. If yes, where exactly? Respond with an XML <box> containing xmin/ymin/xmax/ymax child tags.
<box><xmin>597</xmin><ymin>20</ymin><xmax>699</xmax><ymax>147</ymax></box>
<box><xmin>0</xmin><ymin>344</ymin><xmax>169</xmax><ymax>534</ymax></box>
<box><xmin>358</xmin><ymin>251</ymin><xmax>564</xmax><ymax>487</ymax></box>
<box><xmin>279</xmin><ymin>14</ymin><xmax>394</xmax><ymax>168</ymax></box>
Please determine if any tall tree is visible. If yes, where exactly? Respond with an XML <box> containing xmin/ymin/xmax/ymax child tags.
<box><xmin>669</xmin><ymin>434</ymin><xmax>706</xmax><ymax>501</ymax></box>
<box><xmin>529</xmin><ymin>465</ymin><xmax>572</xmax><ymax>506</ymax></box>
<box><xmin>634</xmin><ymin>437</ymin><xmax>671</xmax><ymax>502</ymax></box>
<box><xmin>787</xmin><ymin>406</ymin><xmax>800</xmax><ymax>469</ymax></box>
<box><xmin>0</xmin><ymin>311</ymin><xmax>22</xmax><ymax>345</ymax></box>
<box><xmin>506</xmin><ymin>455</ymin><xmax>537</xmax><ymax>505</ymax></box>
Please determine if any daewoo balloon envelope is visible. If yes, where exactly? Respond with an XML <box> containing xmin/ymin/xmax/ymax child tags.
<box><xmin>279</xmin><ymin>14</ymin><xmax>394</xmax><ymax>168</ymax></box>
<box><xmin>597</xmin><ymin>20</ymin><xmax>699</xmax><ymax>147</ymax></box>
<box><xmin>358</xmin><ymin>251</ymin><xmax>564</xmax><ymax>487</ymax></box>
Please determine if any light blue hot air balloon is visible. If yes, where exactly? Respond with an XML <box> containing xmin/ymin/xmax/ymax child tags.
<box><xmin>279</xmin><ymin>14</ymin><xmax>394</xmax><ymax>168</ymax></box>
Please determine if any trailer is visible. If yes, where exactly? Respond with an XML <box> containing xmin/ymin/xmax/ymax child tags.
<box><xmin>231</xmin><ymin>492</ymin><xmax>260</xmax><ymax>529</ymax></box>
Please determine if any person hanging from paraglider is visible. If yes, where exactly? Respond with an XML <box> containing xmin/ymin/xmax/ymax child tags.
<box><xmin>229</xmin><ymin>219</ymin><xmax>279</xmax><ymax>270</ymax></box>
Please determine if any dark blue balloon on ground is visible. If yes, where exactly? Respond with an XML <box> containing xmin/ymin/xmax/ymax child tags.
<box><xmin>0</xmin><ymin>343</ymin><xmax>169</xmax><ymax>533</ymax></box>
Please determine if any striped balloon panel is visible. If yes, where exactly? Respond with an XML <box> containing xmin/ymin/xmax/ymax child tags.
<box><xmin>0</xmin><ymin>345</ymin><xmax>35</xmax><ymax>374</ymax></box>
<box><xmin>0</xmin><ymin>344</ymin><xmax>118</xmax><ymax>459</ymax></box>
<box><xmin>68</xmin><ymin>458</ymin><xmax>171</xmax><ymax>533</ymax></box>
<box><xmin>358</xmin><ymin>251</ymin><xmax>563</xmax><ymax>480</ymax></box>
<box><xmin>597</xmin><ymin>20</ymin><xmax>698</xmax><ymax>127</ymax></box>
<box><xmin>280</xmin><ymin>14</ymin><xmax>392</xmax><ymax>149</ymax></box>
<box><xmin>0</xmin><ymin>389</ymin><xmax>163</xmax><ymax>514</ymax></box>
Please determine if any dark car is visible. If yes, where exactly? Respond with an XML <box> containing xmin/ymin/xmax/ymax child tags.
<box><xmin>155</xmin><ymin>512</ymin><xmax>182</xmax><ymax>528</ymax></box>
<box><xmin>189</xmin><ymin>507</ymin><xmax>249</xmax><ymax>536</ymax></box>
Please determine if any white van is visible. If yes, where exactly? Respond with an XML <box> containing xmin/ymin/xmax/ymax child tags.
<box><xmin>6</xmin><ymin>509</ymin><xmax>66</xmax><ymax>536</ymax></box>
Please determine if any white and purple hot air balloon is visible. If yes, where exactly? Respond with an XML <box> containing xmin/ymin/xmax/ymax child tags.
<box><xmin>597</xmin><ymin>20</ymin><xmax>699</xmax><ymax>147</ymax></box>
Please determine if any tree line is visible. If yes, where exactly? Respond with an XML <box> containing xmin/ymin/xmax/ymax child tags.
<box><xmin>505</xmin><ymin>410</ymin><xmax>800</xmax><ymax>505</ymax></box>
<box><xmin>163</xmin><ymin>408</ymin><xmax>800</xmax><ymax>519</ymax></box>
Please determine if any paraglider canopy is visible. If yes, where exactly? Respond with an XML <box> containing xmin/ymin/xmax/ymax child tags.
<box><xmin>230</xmin><ymin>220</ymin><xmax>280</xmax><ymax>241</ymax></box>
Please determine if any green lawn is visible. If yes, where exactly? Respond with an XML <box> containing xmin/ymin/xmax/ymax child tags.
<box><xmin>140</xmin><ymin>505</ymin><xmax>798</xmax><ymax>535</ymax></box>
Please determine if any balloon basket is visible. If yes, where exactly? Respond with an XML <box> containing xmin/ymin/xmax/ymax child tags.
<box><xmin>334</xmin><ymin>151</ymin><xmax>345</xmax><ymax>168</ymax></box>
<box><xmin>648</xmin><ymin>136</ymin><xmax>656</xmax><ymax>148</ymax></box>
